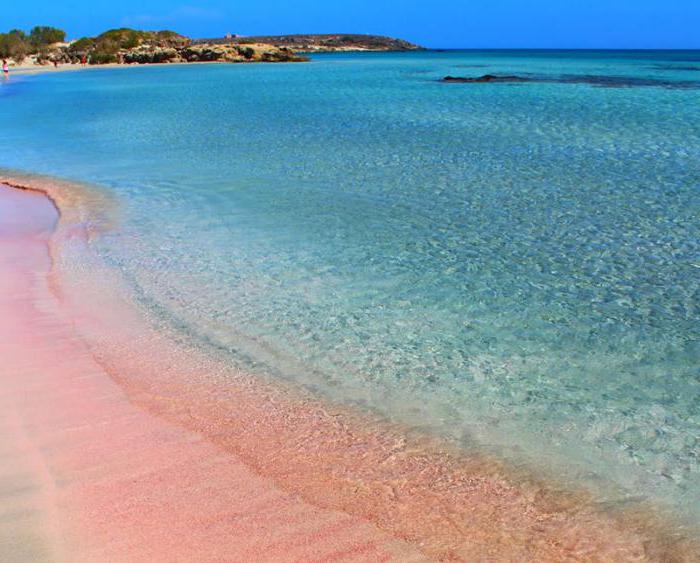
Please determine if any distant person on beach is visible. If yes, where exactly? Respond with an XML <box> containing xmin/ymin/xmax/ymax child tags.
<box><xmin>81</xmin><ymin>55</ymin><xmax>87</xmax><ymax>67</ymax></box>
<box><xmin>2</xmin><ymin>60</ymin><xmax>8</xmax><ymax>76</ymax></box>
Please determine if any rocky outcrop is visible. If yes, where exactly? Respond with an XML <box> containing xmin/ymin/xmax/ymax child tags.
<box><xmin>441</xmin><ymin>74</ymin><xmax>700</xmax><ymax>89</ymax></box>
<box><xmin>179</xmin><ymin>43</ymin><xmax>307</xmax><ymax>63</ymax></box>
<box><xmin>121</xmin><ymin>46</ymin><xmax>181</xmax><ymax>64</ymax></box>
<box><xmin>118</xmin><ymin>43</ymin><xmax>307</xmax><ymax>64</ymax></box>
<box><xmin>442</xmin><ymin>74</ymin><xmax>532</xmax><ymax>83</ymax></box>
<box><xmin>24</xmin><ymin>28</ymin><xmax>309</xmax><ymax>66</ymax></box>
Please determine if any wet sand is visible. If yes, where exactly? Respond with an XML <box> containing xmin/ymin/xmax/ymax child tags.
<box><xmin>0</xmin><ymin>178</ymin><xmax>696</xmax><ymax>561</ymax></box>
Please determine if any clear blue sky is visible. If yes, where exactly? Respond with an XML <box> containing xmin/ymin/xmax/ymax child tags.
<box><xmin>3</xmin><ymin>0</ymin><xmax>699</xmax><ymax>49</ymax></box>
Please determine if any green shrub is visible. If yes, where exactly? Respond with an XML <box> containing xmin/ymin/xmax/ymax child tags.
<box><xmin>29</xmin><ymin>26</ymin><xmax>66</xmax><ymax>47</ymax></box>
<box><xmin>0</xmin><ymin>31</ymin><xmax>29</xmax><ymax>62</ymax></box>
<box><xmin>89</xmin><ymin>51</ymin><xmax>117</xmax><ymax>64</ymax></box>
<box><xmin>121</xmin><ymin>30</ymin><xmax>141</xmax><ymax>49</ymax></box>
<box><xmin>68</xmin><ymin>37</ymin><xmax>95</xmax><ymax>53</ymax></box>
<box><xmin>94</xmin><ymin>28</ymin><xmax>186</xmax><ymax>49</ymax></box>
<box><xmin>153</xmin><ymin>30</ymin><xmax>189</xmax><ymax>47</ymax></box>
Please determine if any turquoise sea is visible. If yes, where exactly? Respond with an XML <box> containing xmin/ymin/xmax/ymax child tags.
<box><xmin>1</xmin><ymin>50</ymin><xmax>699</xmax><ymax>524</ymax></box>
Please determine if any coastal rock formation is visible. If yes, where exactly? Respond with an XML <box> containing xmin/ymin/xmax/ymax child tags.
<box><xmin>66</xmin><ymin>29</ymin><xmax>190</xmax><ymax>64</ymax></box>
<box><xmin>121</xmin><ymin>46</ymin><xmax>181</xmax><ymax>64</ymax></box>
<box><xmin>180</xmin><ymin>43</ymin><xmax>307</xmax><ymax>63</ymax></box>
<box><xmin>118</xmin><ymin>42</ymin><xmax>307</xmax><ymax>64</ymax></box>
<box><xmin>2</xmin><ymin>26</ymin><xmax>419</xmax><ymax>66</ymax></box>
<box><xmin>3</xmin><ymin>27</ymin><xmax>309</xmax><ymax>66</ymax></box>
<box><xmin>82</xmin><ymin>30</ymin><xmax>308</xmax><ymax>65</ymax></box>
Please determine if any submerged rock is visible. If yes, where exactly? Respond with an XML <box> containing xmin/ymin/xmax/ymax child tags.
<box><xmin>442</xmin><ymin>74</ymin><xmax>532</xmax><ymax>83</ymax></box>
<box><xmin>441</xmin><ymin>73</ymin><xmax>700</xmax><ymax>89</ymax></box>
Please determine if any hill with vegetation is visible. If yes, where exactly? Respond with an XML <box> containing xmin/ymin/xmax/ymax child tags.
<box><xmin>200</xmin><ymin>34</ymin><xmax>424</xmax><ymax>52</ymax></box>
<box><xmin>0</xmin><ymin>26</ymin><xmax>308</xmax><ymax>66</ymax></box>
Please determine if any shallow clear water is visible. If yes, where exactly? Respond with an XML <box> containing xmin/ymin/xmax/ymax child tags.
<box><xmin>1</xmin><ymin>51</ymin><xmax>699</xmax><ymax>521</ymax></box>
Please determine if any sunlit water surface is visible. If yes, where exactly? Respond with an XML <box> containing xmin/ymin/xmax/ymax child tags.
<box><xmin>1</xmin><ymin>50</ymin><xmax>699</xmax><ymax>523</ymax></box>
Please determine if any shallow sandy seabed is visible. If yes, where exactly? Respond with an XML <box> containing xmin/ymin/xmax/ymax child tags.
<box><xmin>0</xmin><ymin>177</ymin><xmax>697</xmax><ymax>561</ymax></box>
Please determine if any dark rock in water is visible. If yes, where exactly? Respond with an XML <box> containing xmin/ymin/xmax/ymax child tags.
<box><xmin>442</xmin><ymin>74</ymin><xmax>532</xmax><ymax>83</ymax></box>
<box><xmin>441</xmin><ymin>73</ymin><xmax>699</xmax><ymax>89</ymax></box>
<box><xmin>650</xmin><ymin>64</ymin><xmax>700</xmax><ymax>72</ymax></box>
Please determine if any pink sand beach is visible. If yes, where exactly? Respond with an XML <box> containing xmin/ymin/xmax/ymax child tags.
<box><xmin>0</xmin><ymin>179</ymin><xmax>696</xmax><ymax>561</ymax></box>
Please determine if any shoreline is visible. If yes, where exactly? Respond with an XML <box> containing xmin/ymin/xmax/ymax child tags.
<box><xmin>0</xmin><ymin>181</ymin><xmax>425</xmax><ymax>561</ymax></box>
<box><xmin>4</xmin><ymin>62</ymin><xmax>122</xmax><ymax>76</ymax></box>
<box><xmin>3</xmin><ymin>58</ymin><xmax>314</xmax><ymax>78</ymax></box>
<box><xmin>1</xmin><ymin>175</ymin><xmax>697</xmax><ymax>560</ymax></box>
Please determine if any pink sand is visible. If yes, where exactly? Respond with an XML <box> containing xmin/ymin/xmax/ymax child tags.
<box><xmin>0</xmin><ymin>181</ymin><xmax>695</xmax><ymax>561</ymax></box>
<box><xmin>0</xmin><ymin>185</ymin><xmax>424</xmax><ymax>561</ymax></box>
